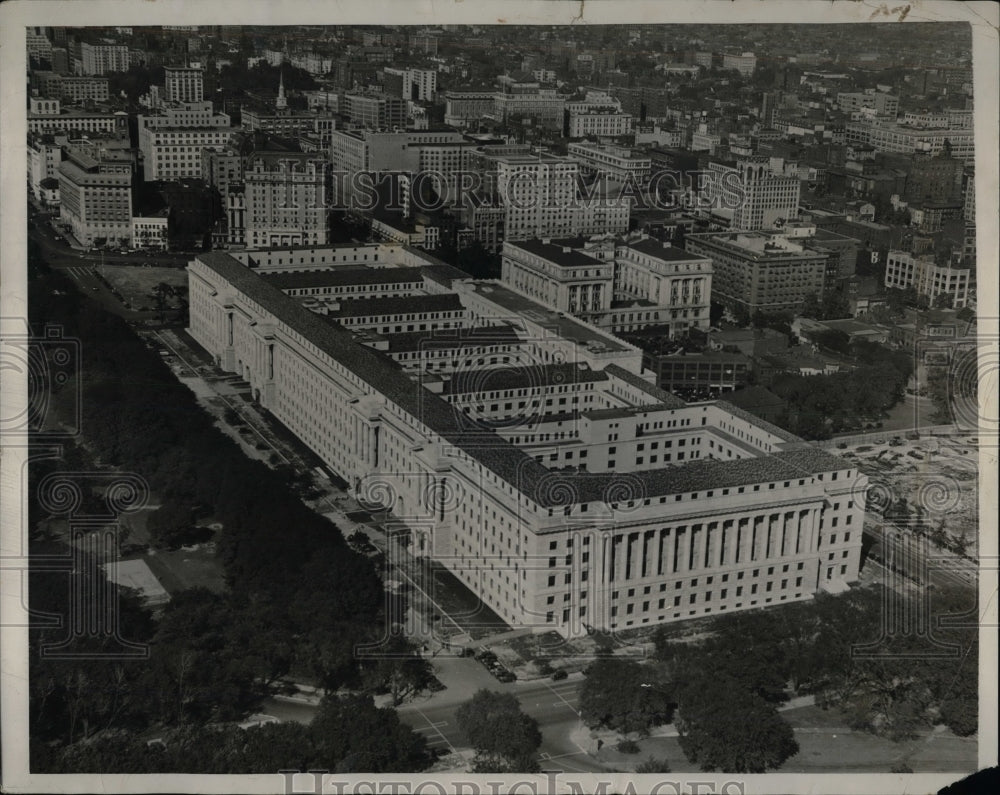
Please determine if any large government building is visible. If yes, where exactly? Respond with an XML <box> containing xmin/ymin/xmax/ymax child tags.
<box><xmin>188</xmin><ymin>243</ymin><xmax>865</xmax><ymax>637</ymax></box>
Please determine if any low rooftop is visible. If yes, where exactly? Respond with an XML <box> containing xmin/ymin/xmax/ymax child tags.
<box><xmin>506</xmin><ymin>238</ymin><xmax>605</xmax><ymax>269</ymax></box>
<box><xmin>468</xmin><ymin>282</ymin><xmax>631</xmax><ymax>354</ymax></box>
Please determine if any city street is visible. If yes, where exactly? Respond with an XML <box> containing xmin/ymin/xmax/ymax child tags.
<box><xmin>262</xmin><ymin>669</ymin><xmax>604</xmax><ymax>773</ymax></box>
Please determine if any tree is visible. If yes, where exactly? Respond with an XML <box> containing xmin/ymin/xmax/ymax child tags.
<box><xmin>456</xmin><ymin>689</ymin><xmax>542</xmax><ymax>773</ymax></box>
<box><xmin>801</xmin><ymin>292</ymin><xmax>823</xmax><ymax>319</ymax></box>
<box><xmin>933</xmin><ymin>292</ymin><xmax>955</xmax><ymax>309</ymax></box>
<box><xmin>362</xmin><ymin>635</ymin><xmax>435</xmax><ymax>706</ymax></box>
<box><xmin>579</xmin><ymin>658</ymin><xmax>674</xmax><ymax>736</ymax></box>
<box><xmin>675</xmin><ymin>674</ymin><xmax>798</xmax><ymax>773</ymax></box>
<box><xmin>146</xmin><ymin>503</ymin><xmax>200</xmax><ymax>549</ymax></box>
<box><xmin>142</xmin><ymin>589</ymin><xmax>265</xmax><ymax>726</ymax></box>
<box><xmin>635</xmin><ymin>756</ymin><xmax>672</xmax><ymax>773</ymax></box>
<box><xmin>311</xmin><ymin>694</ymin><xmax>430</xmax><ymax>772</ymax></box>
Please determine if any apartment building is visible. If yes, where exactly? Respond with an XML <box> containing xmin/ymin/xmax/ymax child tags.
<box><xmin>188</xmin><ymin>247</ymin><xmax>865</xmax><ymax>637</ymax></box>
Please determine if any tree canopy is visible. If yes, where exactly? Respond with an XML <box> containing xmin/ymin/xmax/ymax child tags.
<box><xmin>456</xmin><ymin>689</ymin><xmax>543</xmax><ymax>773</ymax></box>
<box><xmin>579</xmin><ymin>658</ymin><xmax>674</xmax><ymax>736</ymax></box>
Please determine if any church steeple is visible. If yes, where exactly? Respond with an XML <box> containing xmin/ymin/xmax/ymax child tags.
<box><xmin>276</xmin><ymin>68</ymin><xmax>287</xmax><ymax>110</ymax></box>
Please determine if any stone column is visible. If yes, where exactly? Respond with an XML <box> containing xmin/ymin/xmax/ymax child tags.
<box><xmin>679</xmin><ymin>526</ymin><xmax>692</xmax><ymax>573</ymax></box>
<box><xmin>739</xmin><ymin>517</ymin><xmax>753</xmax><ymax>564</ymax></box>
<box><xmin>692</xmin><ymin>524</ymin><xmax>706</xmax><ymax>571</ymax></box>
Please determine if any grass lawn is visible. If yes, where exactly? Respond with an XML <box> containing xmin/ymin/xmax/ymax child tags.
<box><xmin>101</xmin><ymin>265</ymin><xmax>188</xmax><ymax>309</ymax></box>
<box><xmin>143</xmin><ymin>542</ymin><xmax>227</xmax><ymax>595</ymax></box>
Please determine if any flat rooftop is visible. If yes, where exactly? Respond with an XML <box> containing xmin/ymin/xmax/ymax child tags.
<box><xmin>329</xmin><ymin>293</ymin><xmax>464</xmax><ymax>318</ymax></box>
<box><xmin>192</xmin><ymin>253</ymin><xmax>846</xmax><ymax>507</ymax></box>
<box><xmin>262</xmin><ymin>267</ymin><xmax>426</xmax><ymax>290</ymax></box>
<box><xmin>469</xmin><ymin>282</ymin><xmax>630</xmax><ymax>354</ymax></box>
<box><xmin>507</xmin><ymin>239</ymin><xmax>604</xmax><ymax>269</ymax></box>
<box><xmin>622</xmin><ymin>237</ymin><xmax>709</xmax><ymax>262</ymax></box>
<box><xmin>442</xmin><ymin>362</ymin><xmax>608</xmax><ymax>395</ymax></box>
<box><xmin>381</xmin><ymin>324</ymin><xmax>521</xmax><ymax>353</ymax></box>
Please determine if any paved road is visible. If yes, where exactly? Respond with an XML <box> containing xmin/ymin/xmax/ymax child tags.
<box><xmin>863</xmin><ymin>521</ymin><xmax>977</xmax><ymax>591</ymax></box>
<box><xmin>261</xmin><ymin>670</ymin><xmax>607</xmax><ymax>773</ymax></box>
<box><xmin>29</xmin><ymin>222</ymin><xmax>189</xmax><ymax>323</ymax></box>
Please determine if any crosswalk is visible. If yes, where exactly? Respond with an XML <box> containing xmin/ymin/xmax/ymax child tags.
<box><xmin>411</xmin><ymin>709</ymin><xmax>457</xmax><ymax>755</ymax></box>
<box><xmin>65</xmin><ymin>265</ymin><xmax>97</xmax><ymax>282</ymax></box>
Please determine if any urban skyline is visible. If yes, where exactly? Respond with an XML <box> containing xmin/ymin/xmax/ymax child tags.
<box><xmin>4</xmin><ymin>8</ymin><xmax>995</xmax><ymax>792</ymax></box>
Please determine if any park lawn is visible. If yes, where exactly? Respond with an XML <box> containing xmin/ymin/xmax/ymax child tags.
<box><xmin>143</xmin><ymin>542</ymin><xmax>227</xmax><ymax>596</ymax></box>
<box><xmin>101</xmin><ymin>265</ymin><xmax>188</xmax><ymax>309</ymax></box>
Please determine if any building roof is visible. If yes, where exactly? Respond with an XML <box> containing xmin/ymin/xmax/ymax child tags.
<box><xmin>329</xmin><ymin>293</ymin><xmax>464</xmax><ymax>318</ymax></box>
<box><xmin>506</xmin><ymin>238</ymin><xmax>604</xmax><ymax>269</ymax></box>
<box><xmin>381</xmin><ymin>324</ymin><xmax>521</xmax><ymax>353</ymax></box>
<box><xmin>261</xmin><ymin>267</ymin><xmax>426</xmax><ymax>290</ymax></box>
<box><xmin>442</xmin><ymin>362</ymin><xmax>608</xmax><ymax>395</ymax></box>
<box><xmin>712</xmin><ymin>400</ymin><xmax>801</xmax><ymax>443</ymax></box>
<box><xmin>622</xmin><ymin>237</ymin><xmax>709</xmax><ymax>262</ymax></box>
<box><xmin>421</xmin><ymin>263</ymin><xmax>472</xmax><ymax>289</ymax></box>
<box><xmin>193</xmin><ymin>253</ymin><xmax>849</xmax><ymax>507</ymax></box>
<box><xmin>468</xmin><ymin>282</ymin><xmax>630</xmax><ymax>354</ymax></box>
<box><xmin>604</xmin><ymin>364</ymin><xmax>687</xmax><ymax>408</ymax></box>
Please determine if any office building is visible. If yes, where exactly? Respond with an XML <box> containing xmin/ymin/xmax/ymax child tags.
<box><xmin>567</xmin><ymin>142</ymin><xmax>650</xmax><ymax>185</ymax></box>
<box><xmin>444</xmin><ymin>91</ymin><xmax>496</xmax><ymax>128</ymax></box>
<box><xmin>243</xmin><ymin>151</ymin><xmax>330</xmax><ymax>248</ymax></box>
<box><xmin>187</xmin><ymin>246</ymin><xmax>866</xmax><ymax>637</ymax></box>
<box><xmin>57</xmin><ymin>146</ymin><xmax>133</xmax><ymax>246</ymax></box>
<box><xmin>164</xmin><ymin>66</ymin><xmax>204</xmax><ymax>103</ymax></box>
<box><xmin>701</xmin><ymin>158</ymin><xmax>801</xmax><ymax>231</ymax></box>
<box><xmin>79</xmin><ymin>42</ymin><xmax>130</xmax><ymax>75</ymax></box>
<box><xmin>502</xmin><ymin>234</ymin><xmax>712</xmax><ymax>337</ymax></box>
<box><xmin>722</xmin><ymin>52</ymin><xmax>757</xmax><ymax>77</ymax></box>
<box><xmin>884</xmin><ymin>251</ymin><xmax>971</xmax><ymax>308</ymax></box>
<box><xmin>685</xmin><ymin>230</ymin><xmax>828</xmax><ymax>315</ymax></box>
<box><xmin>139</xmin><ymin>126</ymin><xmax>234</xmax><ymax>181</ymax></box>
